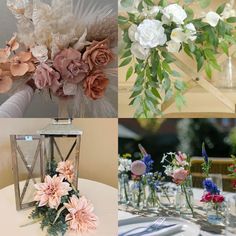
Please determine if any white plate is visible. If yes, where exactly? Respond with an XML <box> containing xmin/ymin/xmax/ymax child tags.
<box><xmin>118</xmin><ymin>216</ymin><xmax>200</xmax><ymax>236</ymax></box>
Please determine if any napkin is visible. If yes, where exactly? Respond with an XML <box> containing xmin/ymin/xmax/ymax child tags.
<box><xmin>119</xmin><ymin>222</ymin><xmax>183</xmax><ymax>236</ymax></box>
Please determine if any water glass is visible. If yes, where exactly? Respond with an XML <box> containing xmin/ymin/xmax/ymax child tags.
<box><xmin>209</xmin><ymin>174</ymin><xmax>223</xmax><ymax>192</ymax></box>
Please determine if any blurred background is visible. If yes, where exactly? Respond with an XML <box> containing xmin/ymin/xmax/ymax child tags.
<box><xmin>119</xmin><ymin>118</ymin><xmax>236</xmax><ymax>191</ymax></box>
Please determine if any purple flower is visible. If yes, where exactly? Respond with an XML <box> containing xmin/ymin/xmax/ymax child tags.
<box><xmin>142</xmin><ymin>154</ymin><xmax>154</xmax><ymax>173</ymax></box>
<box><xmin>203</xmin><ymin>179</ymin><xmax>220</xmax><ymax>194</ymax></box>
<box><xmin>202</xmin><ymin>143</ymin><xmax>208</xmax><ymax>163</ymax></box>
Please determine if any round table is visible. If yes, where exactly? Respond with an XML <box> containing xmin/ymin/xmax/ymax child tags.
<box><xmin>0</xmin><ymin>178</ymin><xmax>118</xmax><ymax>236</ymax></box>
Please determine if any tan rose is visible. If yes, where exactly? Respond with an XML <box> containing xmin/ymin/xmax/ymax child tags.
<box><xmin>83</xmin><ymin>69</ymin><xmax>109</xmax><ymax>100</ymax></box>
<box><xmin>82</xmin><ymin>39</ymin><xmax>113</xmax><ymax>70</ymax></box>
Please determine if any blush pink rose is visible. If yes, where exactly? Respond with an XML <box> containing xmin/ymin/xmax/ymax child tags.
<box><xmin>172</xmin><ymin>168</ymin><xmax>189</xmax><ymax>185</ymax></box>
<box><xmin>131</xmin><ymin>160</ymin><xmax>146</xmax><ymax>176</ymax></box>
<box><xmin>53</xmin><ymin>48</ymin><xmax>89</xmax><ymax>84</ymax></box>
<box><xmin>83</xmin><ymin>69</ymin><xmax>109</xmax><ymax>100</ymax></box>
<box><xmin>82</xmin><ymin>39</ymin><xmax>113</xmax><ymax>70</ymax></box>
<box><xmin>33</xmin><ymin>63</ymin><xmax>61</xmax><ymax>93</ymax></box>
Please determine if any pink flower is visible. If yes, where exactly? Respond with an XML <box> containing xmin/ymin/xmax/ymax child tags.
<box><xmin>56</xmin><ymin>160</ymin><xmax>75</xmax><ymax>183</ymax></box>
<box><xmin>131</xmin><ymin>160</ymin><xmax>146</xmax><ymax>176</ymax></box>
<box><xmin>172</xmin><ymin>168</ymin><xmax>189</xmax><ymax>185</ymax></box>
<box><xmin>201</xmin><ymin>193</ymin><xmax>224</xmax><ymax>203</ymax></box>
<box><xmin>82</xmin><ymin>39</ymin><xmax>113</xmax><ymax>70</ymax></box>
<box><xmin>83</xmin><ymin>69</ymin><xmax>109</xmax><ymax>100</ymax></box>
<box><xmin>64</xmin><ymin>195</ymin><xmax>98</xmax><ymax>233</ymax></box>
<box><xmin>175</xmin><ymin>152</ymin><xmax>188</xmax><ymax>166</ymax></box>
<box><xmin>53</xmin><ymin>48</ymin><xmax>89</xmax><ymax>84</ymax></box>
<box><xmin>33</xmin><ymin>63</ymin><xmax>61</xmax><ymax>93</ymax></box>
<box><xmin>34</xmin><ymin>175</ymin><xmax>72</xmax><ymax>209</ymax></box>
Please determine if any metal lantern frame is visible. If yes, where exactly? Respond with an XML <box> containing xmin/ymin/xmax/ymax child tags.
<box><xmin>11</xmin><ymin>119</ymin><xmax>83</xmax><ymax>211</ymax></box>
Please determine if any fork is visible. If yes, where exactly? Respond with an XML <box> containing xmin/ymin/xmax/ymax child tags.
<box><xmin>119</xmin><ymin>217</ymin><xmax>166</xmax><ymax>236</ymax></box>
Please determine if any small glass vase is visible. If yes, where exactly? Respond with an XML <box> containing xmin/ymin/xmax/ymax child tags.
<box><xmin>131</xmin><ymin>180</ymin><xmax>145</xmax><ymax>210</ymax></box>
<box><xmin>207</xmin><ymin>202</ymin><xmax>225</xmax><ymax>225</ymax></box>
<box><xmin>175</xmin><ymin>176</ymin><xmax>194</xmax><ymax>216</ymax></box>
<box><xmin>146</xmin><ymin>186</ymin><xmax>160</xmax><ymax>211</ymax></box>
<box><xmin>159</xmin><ymin>184</ymin><xmax>175</xmax><ymax>207</ymax></box>
<box><xmin>118</xmin><ymin>173</ymin><xmax>130</xmax><ymax>205</ymax></box>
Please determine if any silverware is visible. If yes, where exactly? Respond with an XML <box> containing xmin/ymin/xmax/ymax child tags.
<box><xmin>119</xmin><ymin>217</ymin><xmax>166</xmax><ymax>236</ymax></box>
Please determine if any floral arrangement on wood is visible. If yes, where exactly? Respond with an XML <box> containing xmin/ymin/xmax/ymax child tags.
<box><xmin>119</xmin><ymin>0</ymin><xmax>236</xmax><ymax>117</ymax></box>
<box><xmin>0</xmin><ymin>0</ymin><xmax>117</xmax><ymax>117</ymax></box>
<box><xmin>29</xmin><ymin>160</ymin><xmax>98</xmax><ymax>236</ymax></box>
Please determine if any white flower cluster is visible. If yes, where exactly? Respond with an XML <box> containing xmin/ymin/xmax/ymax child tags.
<box><xmin>118</xmin><ymin>157</ymin><xmax>132</xmax><ymax>173</ymax></box>
<box><xmin>127</xmin><ymin>2</ymin><xmax>236</xmax><ymax>59</ymax></box>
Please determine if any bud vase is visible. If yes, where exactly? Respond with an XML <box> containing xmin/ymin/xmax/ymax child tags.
<box><xmin>146</xmin><ymin>185</ymin><xmax>160</xmax><ymax>211</ymax></box>
<box><xmin>207</xmin><ymin>202</ymin><xmax>226</xmax><ymax>225</ymax></box>
<box><xmin>118</xmin><ymin>173</ymin><xmax>130</xmax><ymax>204</ymax></box>
<box><xmin>131</xmin><ymin>180</ymin><xmax>145</xmax><ymax>210</ymax></box>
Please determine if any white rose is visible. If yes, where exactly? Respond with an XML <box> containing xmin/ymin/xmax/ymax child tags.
<box><xmin>162</xmin><ymin>4</ymin><xmax>187</xmax><ymax>25</ymax></box>
<box><xmin>135</xmin><ymin>19</ymin><xmax>167</xmax><ymax>48</ymax></box>
<box><xmin>31</xmin><ymin>45</ymin><xmax>48</xmax><ymax>62</ymax></box>
<box><xmin>185</xmin><ymin>23</ymin><xmax>197</xmax><ymax>41</ymax></box>
<box><xmin>166</xmin><ymin>40</ymin><xmax>181</xmax><ymax>53</ymax></box>
<box><xmin>171</xmin><ymin>28</ymin><xmax>186</xmax><ymax>43</ymax></box>
<box><xmin>128</xmin><ymin>24</ymin><xmax>137</xmax><ymax>42</ymax></box>
<box><xmin>131</xmin><ymin>42</ymin><xmax>150</xmax><ymax>60</ymax></box>
<box><xmin>204</xmin><ymin>11</ymin><xmax>221</xmax><ymax>27</ymax></box>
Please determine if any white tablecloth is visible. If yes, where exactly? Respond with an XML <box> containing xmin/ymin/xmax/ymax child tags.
<box><xmin>0</xmin><ymin>178</ymin><xmax>118</xmax><ymax>236</ymax></box>
<box><xmin>118</xmin><ymin>188</ymin><xmax>235</xmax><ymax>236</ymax></box>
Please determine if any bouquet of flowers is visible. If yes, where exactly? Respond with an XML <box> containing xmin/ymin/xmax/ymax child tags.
<box><xmin>119</xmin><ymin>0</ymin><xmax>236</xmax><ymax>117</ymax></box>
<box><xmin>0</xmin><ymin>0</ymin><xmax>117</xmax><ymax>117</ymax></box>
<box><xmin>228</xmin><ymin>155</ymin><xmax>236</xmax><ymax>189</ymax></box>
<box><xmin>161</xmin><ymin>151</ymin><xmax>194</xmax><ymax>215</ymax></box>
<box><xmin>29</xmin><ymin>160</ymin><xmax>98</xmax><ymax>236</ymax></box>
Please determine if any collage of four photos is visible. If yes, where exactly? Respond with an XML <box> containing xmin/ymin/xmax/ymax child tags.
<box><xmin>0</xmin><ymin>0</ymin><xmax>236</xmax><ymax>236</ymax></box>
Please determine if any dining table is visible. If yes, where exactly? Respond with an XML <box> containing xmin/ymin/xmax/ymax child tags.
<box><xmin>118</xmin><ymin>188</ymin><xmax>235</xmax><ymax>236</ymax></box>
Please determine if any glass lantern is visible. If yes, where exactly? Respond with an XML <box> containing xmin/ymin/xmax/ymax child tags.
<box><xmin>38</xmin><ymin>118</ymin><xmax>83</xmax><ymax>189</ymax></box>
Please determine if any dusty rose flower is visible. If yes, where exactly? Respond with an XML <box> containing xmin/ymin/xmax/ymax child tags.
<box><xmin>131</xmin><ymin>160</ymin><xmax>146</xmax><ymax>176</ymax></box>
<box><xmin>64</xmin><ymin>195</ymin><xmax>98</xmax><ymax>233</ymax></box>
<box><xmin>0</xmin><ymin>69</ymin><xmax>12</xmax><ymax>93</ymax></box>
<box><xmin>34</xmin><ymin>175</ymin><xmax>72</xmax><ymax>209</ymax></box>
<box><xmin>82</xmin><ymin>39</ymin><xmax>113</xmax><ymax>70</ymax></box>
<box><xmin>83</xmin><ymin>69</ymin><xmax>109</xmax><ymax>100</ymax></box>
<box><xmin>53</xmin><ymin>48</ymin><xmax>89</xmax><ymax>84</ymax></box>
<box><xmin>172</xmin><ymin>168</ymin><xmax>189</xmax><ymax>185</ymax></box>
<box><xmin>56</xmin><ymin>160</ymin><xmax>75</xmax><ymax>183</ymax></box>
<box><xmin>33</xmin><ymin>63</ymin><xmax>61</xmax><ymax>93</ymax></box>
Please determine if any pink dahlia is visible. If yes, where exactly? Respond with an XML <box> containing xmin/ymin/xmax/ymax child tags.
<box><xmin>34</xmin><ymin>175</ymin><xmax>72</xmax><ymax>209</ymax></box>
<box><xmin>56</xmin><ymin>160</ymin><xmax>75</xmax><ymax>183</ymax></box>
<box><xmin>64</xmin><ymin>195</ymin><xmax>98</xmax><ymax>233</ymax></box>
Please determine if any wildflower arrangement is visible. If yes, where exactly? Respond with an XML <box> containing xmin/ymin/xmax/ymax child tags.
<box><xmin>119</xmin><ymin>0</ymin><xmax>236</xmax><ymax>117</ymax></box>
<box><xmin>161</xmin><ymin>151</ymin><xmax>194</xmax><ymax>214</ymax></box>
<box><xmin>228</xmin><ymin>155</ymin><xmax>236</xmax><ymax>189</ymax></box>
<box><xmin>30</xmin><ymin>160</ymin><xmax>98</xmax><ymax>236</ymax></box>
<box><xmin>201</xmin><ymin>179</ymin><xmax>224</xmax><ymax>204</ymax></box>
<box><xmin>0</xmin><ymin>0</ymin><xmax>117</xmax><ymax>117</ymax></box>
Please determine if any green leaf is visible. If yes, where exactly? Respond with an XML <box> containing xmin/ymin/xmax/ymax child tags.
<box><xmin>216</xmin><ymin>3</ymin><xmax>226</xmax><ymax>15</ymax></box>
<box><xmin>226</xmin><ymin>17</ymin><xmax>236</xmax><ymax>23</ymax></box>
<box><xmin>174</xmin><ymin>80</ymin><xmax>187</xmax><ymax>91</ymax></box>
<box><xmin>130</xmin><ymin>88</ymin><xmax>142</xmax><ymax>98</ymax></box>
<box><xmin>161</xmin><ymin>51</ymin><xmax>175</xmax><ymax>63</ymax></box>
<box><xmin>197</xmin><ymin>56</ymin><xmax>204</xmax><ymax>72</ymax></box>
<box><xmin>162</xmin><ymin>60</ymin><xmax>172</xmax><ymax>74</ymax></box>
<box><xmin>121</xmin><ymin>50</ymin><xmax>132</xmax><ymax>59</ymax></box>
<box><xmin>198</xmin><ymin>0</ymin><xmax>211</xmax><ymax>9</ymax></box>
<box><xmin>185</xmin><ymin>7</ymin><xmax>194</xmax><ymax>20</ymax></box>
<box><xmin>175</xmin><ymin>93</ymin><xmax>186</xmax><ymax>110</ymax></box>
<box><xmin>205</xmin><ymin>64</ymin><xmax>212</xmax><ymax>79</ymax></box>
<box><xmin>119</xmin><ymin>57</ymin><xmax>132</xmax><ymax>67</ymax></box>
<box><xmin>151</xmin><ymin>87</ymin><xmax>162</xmax><ymax>100</ymax></box>
<box><xmin>144</xmin><ymin>0</ymin><xmax>154</xmax><ymax>6</ymax></box>
<box><xmin>172</xmin><ymin>70</ymin><xmax>181</xmax><ymax>77</ymax></box>
<box><xmin>219</xmin><ymin>41</ymin><xmax>229</xmax><ymax>56</ymax></box>
<box><xmin>126</xmin><ymin>66</ymin><xmax>133</xmax><ymax>81</ymax></box>
<box><xmin>120</xmin><ymin>0</ymin><xmax>134</xmax><ymax>8</ymax></box>
<box><xmin>158</xmin><ymin>0</ymin><xmax>168</xmax><ymax>7</ymax></box>
<box><xmin>184</xmin><ymin>0</ymin><xmax>194</xmax><ymax>4</ymax></box>
<box><xmin>118</xmin><ymin>16</ymin><xmax>128</xmax><ymax>25</ymax></box>
<box><xmin>162</xmin><ymin>77</ymin><xmax>171</xmax><ymax>92</ymax></box>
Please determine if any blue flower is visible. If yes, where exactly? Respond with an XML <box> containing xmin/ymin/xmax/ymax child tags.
<box><xmin>142</xmin><ymin>154</ymin><xmax>154</xmax><ymax>173</ymax></box>
<box><xmin>203</xmin><ymin>179</ymin><xmax>220</xmax><ymax>194</ymax></box>
<box><xmin>202</xmin><ymin>143</ymin><xmax>208</xmax><ymax>163</ymax></box>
